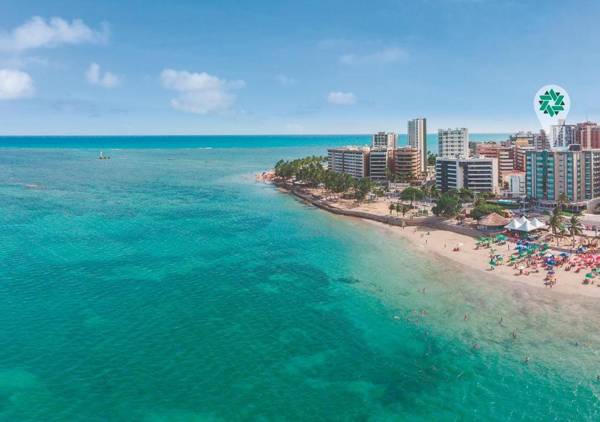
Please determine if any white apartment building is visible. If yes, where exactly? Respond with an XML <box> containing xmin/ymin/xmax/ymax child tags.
<box><xmin>372</xmin><ymin>132</ymin><xmax>397</xmax><ymax>150</ymax></box>
<box><xmin>327</xmin><ymin>146</ymin><xmax>369</xmax><ymax>178</ymax></box>
<box><xmin>438</xmin><ymin>128</ymin><xmax>469</xmax><ymax>159</ymax></box>
<box><xmin>436</xmin><ymin>157</ymin><xmax>499</xmax><ymax>194</ymax></box>
<box><xmin>408</xmin><ymin>118</ymin><xmax>427</xmax><ymax>174</ymax></box>
<box><xmin>551</xmin><ymin>119</ymin><xmax>576</xmax><ymax>148</ymax></box>
<box><xmin>508</xmin><ymin>173</ymin><xmax>526</xmax><ymax>198</ymax></box>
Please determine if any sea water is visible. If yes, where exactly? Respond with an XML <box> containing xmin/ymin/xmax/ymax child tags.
<box><xmin>0</xmin><ymin>137</ymin><xmax>599</xmax><ymax>421</ymax></box>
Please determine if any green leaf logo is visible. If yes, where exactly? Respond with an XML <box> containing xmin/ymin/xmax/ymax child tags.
<box><xmin>538</xmin><ymin>89</ymin><xmax>565</xmax><ymax>117</ymax></box>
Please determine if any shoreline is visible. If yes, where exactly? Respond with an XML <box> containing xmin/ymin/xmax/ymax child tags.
<box><xmin>270</xmin><ymin>180</ymin><xmax>600</xmax><ymax>299</ymax></box>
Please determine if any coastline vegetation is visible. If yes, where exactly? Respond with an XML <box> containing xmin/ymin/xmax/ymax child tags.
<box><xmin>274</xmin><ymin>156</ymin><xmax>381</xmax><ymax>200</ymax></box>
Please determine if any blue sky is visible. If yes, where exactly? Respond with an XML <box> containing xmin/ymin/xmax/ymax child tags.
<box><xmin>1</xmin><ymin>0</ymin><xmax>600</xmax><ymax>135</ymax></box>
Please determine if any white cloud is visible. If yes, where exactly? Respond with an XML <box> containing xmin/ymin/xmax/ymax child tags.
<box><xmin>327</xmin><ymin>91</ymin><xmax>356</xmax><ymax>105</ymax></box>
<box><xmin>160</xmin><ymin>69</ymin><xmax>244</xmax><ymax>114</ymax></box>
<box><xmin>85</xmin><ymin>63</ymin><xmax>120</xmax><ymax>88</ymax></box>
<box><xmin>339</xmin><ymin>47</ymin><xmax>408</xmax><ymax>65</ymax></box>
<box><xmin>0</xmin><ymin>16</ymin><xmax>109</xmax><ymax>51</ymax></box>
<box><xmin>0</xmin><ymin>69</ymin><xmax>34</xmax><ymax>99</ymax></box>
<box><xmin>276</xmin><ymin>74</ymin><xmax>296</xmax><ymax>86</ymax></box>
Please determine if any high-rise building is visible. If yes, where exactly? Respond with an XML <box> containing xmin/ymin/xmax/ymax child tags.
<box><xmin>372</xmin><ymin>132</ymin><xmax>397</xmax><ymax>150</ymax></box>
<box><xmin>575</xmin><ymin>121</ymin><xmax>600</xmax><ymax>149</ymax></box>
<box><xmin>368</xmin><ymin>149</ymin><xmax>389</xmax><ymax>181</ymax></box>
<box><xmin>514</xmin><ymin>145</ymin><xmax>534</xmax><ymax>171</ymax></box>
<box><xmin>438</xmin><ymin>128</ymin><xmax>469</xmax><ymax>159</ymax></box>
<box><xmin>534</xmin><ymin>130</ymin><xmax>550</xmax><ymax>150</ymax></box>
<box><xmin>393</xmin><ymin>147</ymin><xmax>420</xmax><ymax>181</ymax></box>
<box><xmin>436</xmin><ymin>157</ymin><xmax>498</xmax><ymax>194</ymax></box>
<box><xmin>507</xmin><ymin>173</ymin><xmax>526</xmax><ymax>198</ymax></box>
<box><xmin>551</xmin><ymin>119</ymin><xmax>576</xmax><ymax>148</ymax></box>
<box><xmin>327</xmin><ymin>146</ymin><xmax>369</xmax><ymax>178</ymax></box>
<box><xmin>510</xmin><ymin>131</ymin><xmax>535</xmax><ymax>147</ymax></box>
<box><xmin>408</xmin><ymin>118</ymin><xmax>427</xmax><ymax>174</ymax></box>
<box><xmin>475</xmin><ymin>143</ymin><xmax>515</xmax><ymax>177</ymax></box>
<box><xmin>525</xmin><ymin>149</ymin><xmax>600</xmax><ymax>210</ymax></box>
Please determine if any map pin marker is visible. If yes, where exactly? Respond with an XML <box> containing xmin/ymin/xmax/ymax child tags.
<box><xmin>533</xmin><ymin>84</ymin><xmax>570</xmax><ymax>148</ymax></box>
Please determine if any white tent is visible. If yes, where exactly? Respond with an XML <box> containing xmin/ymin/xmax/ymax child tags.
<box><xmin>519</xmin><ymin>220</ymin><xmax>538</xmax><ymax>232</ymax></box>
<box><xmin>516</xmin><ymin>216</ymin><xmax>528</xmax><ymax>225</ymax></box>
<box><xmin>530</xmin><ymin>217</ymin><xmax>547</xmax><ymax>230</ymax></box>
<box><xmin>505</xmin><ymin>218</ymin><xmax>522</xmax><ymax>231</ymax></box>
<box><xmin>505</xmin><ymin>216</ymin><xmax>545</xmax><ymax>232</ymax></box>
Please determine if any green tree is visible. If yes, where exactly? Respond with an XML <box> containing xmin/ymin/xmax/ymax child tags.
<box><xmin>389</xmin><ymin>203</ymin><xmax>395</xmax><ymax>215</ymax></box>
<box><xmin>458</xmin><ymin>188</ymin><xmax>474</xmax><ymax>203</ymax></box>
<box><xmin>557</xmin><ymin>192</ymin><xmax>569</xmax><ymax>211</ymax></box>
<box><xmin>568</xmin><ymin>214</ymin><xmax>583</xmax><ymax>243</ymax></box>
<box><xmin>548</xmin><ymin>206</ymin><xmax>563</xmax><ymax>246</ymax></box>
<box><xmin>397</xmin><ymin>203</ymin><xmax>409</xmax><ymax>217</ymax></box>
<box><xmin>471</xmin><ymin>202</ymin><xmax>504</xmax><ymax>220</ymax></box>
<box><xmin>354</xmin><ymin>177</ymin><xmax>374</xmax><ymax>201</ymax></box>
<box><xmin>427</xmin><ymin>152</ymin><xmax>437</xmax><ymax>166</ymax></box>
<box><xmin>400</xmin><ymin>187</ymin><xmax>425</xmax><ymax>204</ymax></box>
<box><xmin>432</xmin><ymin>193</ymin><xmax>461</xmax><ymax>217</ymax></box>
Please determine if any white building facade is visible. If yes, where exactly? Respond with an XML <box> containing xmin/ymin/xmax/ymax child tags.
<box><xmin>372</xmin><ymin>132</ymin><xmax>397</xmax><ymax>150</ymax></box>
<box><xmin>327</xmin><ymin>147</ymin><xmax>369</xmax><ymax>178</ymax></box>
<box><xmin>438</xmin><ymin>128</ymin><xmax>469</xmax><ymax>159</ymax></box>
<box><xmin>436</xmin><ymin>157</ymin><xmax>499</xmax><ymax>194</ymax></box>
<box><xmin>408</xmin><ymin>118</ymin><xmax>427</xmax><ymax>174</ymax></box>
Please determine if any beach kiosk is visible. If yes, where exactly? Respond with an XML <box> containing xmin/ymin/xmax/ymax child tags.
<box><xmin>477</xmin><ymin>212</ymin><xmax>509</xmax><ymax>232</ymax></box>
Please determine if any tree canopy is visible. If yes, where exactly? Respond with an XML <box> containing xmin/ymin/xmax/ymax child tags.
<box><xmin>432</xmin><ymin>192</ymin><xmax>461</xmax><ymax>217</ymax></box>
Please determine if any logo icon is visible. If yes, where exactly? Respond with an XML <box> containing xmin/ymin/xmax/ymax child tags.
<box><xmin>538</xmin><ymin>88</ymin><xmax>565</xmax><ymax>117</ymax></box>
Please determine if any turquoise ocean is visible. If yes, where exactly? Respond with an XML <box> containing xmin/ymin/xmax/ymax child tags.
<box><xmin>1</xmin><ymin>135</ymin><xmax>600</xmax><ymax>421</ymax></box>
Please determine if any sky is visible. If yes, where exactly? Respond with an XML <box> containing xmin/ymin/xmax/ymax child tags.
<box><xmin>1</xmin><ymin>0</ymin><xmax>600</xmax><ymax>135</ymax></box>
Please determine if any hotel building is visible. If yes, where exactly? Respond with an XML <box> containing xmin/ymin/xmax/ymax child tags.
<box><xmin>525</xmin><ymin>149</ymin><xmax>600</xmax><ymax>210</ymax></box>
<box><xmin>551</xmin><ymin>119</ymin><xmax>576</xmax><ymax>148</ymax></box>
<box><xmin>475</xmin><ymin>143</ymin><xmax>515</xmax><ymax>177</ymax></box>
<box><xmin>436</xmin><ymin>157</ymin><xmax>499</xmax><ymax>194</ymax></box>
<box><xmin>393</xmin><ymin>147</ymin><xmax>421</xmax><ymax>181</ymax></box>
<box><xmin>408</xmin><ymin>118</ymin><xmax>427</xmax><ymax>174</ymax></box>
<box><xmin>327</xmin><ymin>147</ymin><xmax>369</xmax><ymax>179</ymax></box>
<box><xmin>575</xmin><ymin>122</ymin><xmax>600</xmax><ymax>149</ymax></box>
<box><xmin>372</xmin><ymin>132</ymin><xmax>397</xmax><ymax>150</ymax></box>
<box><xmin>438</xmin><ymin>128</ymin><xmax>469</xmax><ymax>159</ymax></box>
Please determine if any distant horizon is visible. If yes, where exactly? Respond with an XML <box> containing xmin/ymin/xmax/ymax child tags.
<box><xmin>0</xmin><ymin>132</ymin><xmax>515</xmax><ymax>138</ymax></box>
<box><xmin>2</xmin><ymin>1</ymin><xmax>599</xmax><ymax>134</ymax></box>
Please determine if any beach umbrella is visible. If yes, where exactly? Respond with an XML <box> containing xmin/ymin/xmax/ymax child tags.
<box><xmin>585</xmin><ymin>273</ymin><xmax>594</xmax><ymax>279</ymax></box>
<box><xmin>518</xmin><ymin>265</ymin><xmax>526</xmax><ymax>270</ymax></box>
<box><xmin>560</xmin><ymin>252</ymin><xmax>569</xmax><ymax>257</ymax></box>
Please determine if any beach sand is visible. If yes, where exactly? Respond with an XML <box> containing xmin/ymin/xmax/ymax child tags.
<box><xmin>363</xmin><ymin>219</ymin><xmax>600</xmax><ymax>299</ymax></box>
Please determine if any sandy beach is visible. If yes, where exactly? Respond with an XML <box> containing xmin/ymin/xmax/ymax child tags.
<box><xmin>367</xmin><ymin>220</ymin><xmax>600</xmax><ymax>298</ymax></box>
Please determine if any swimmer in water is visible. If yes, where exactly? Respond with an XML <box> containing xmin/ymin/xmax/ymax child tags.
<box><xmin>499</xmin><ymin>317</ymin><xmax>504</xmax><ymax>326</ymax></box>
<box><xmin>464</xmin><ymin>314</ymin><xmax>469</xmax><ymax>321</ymax></box>
<box><xmin>512</xmin><ymin>330</ymin><xmax>517</xmax><ymax>339</ymax></box>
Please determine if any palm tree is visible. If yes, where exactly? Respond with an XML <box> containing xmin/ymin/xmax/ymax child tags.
<box><xmin>548</xmin><ymin>206</ymin><xmax>563</xmax><ymax>246</ymax></box>
<box><xmin>389</xmin><ymin>203</ymin><xmax>395</xmax><ymax>215</ymax></box>
<box><xmin>557</xmin><ymin>192</ymin><xmax>569</xmax><ymax>212</ymax></box>
<box><xmin>569</xmin><ymin>214</ymin><xmax>583</xmax><ymax>246</ymax></box>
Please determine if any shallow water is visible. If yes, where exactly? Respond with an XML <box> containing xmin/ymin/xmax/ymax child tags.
<box><xmin>0</xmin><ymin>141</ymin><xmax>599</xmax><ymax>420</ymax></box>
